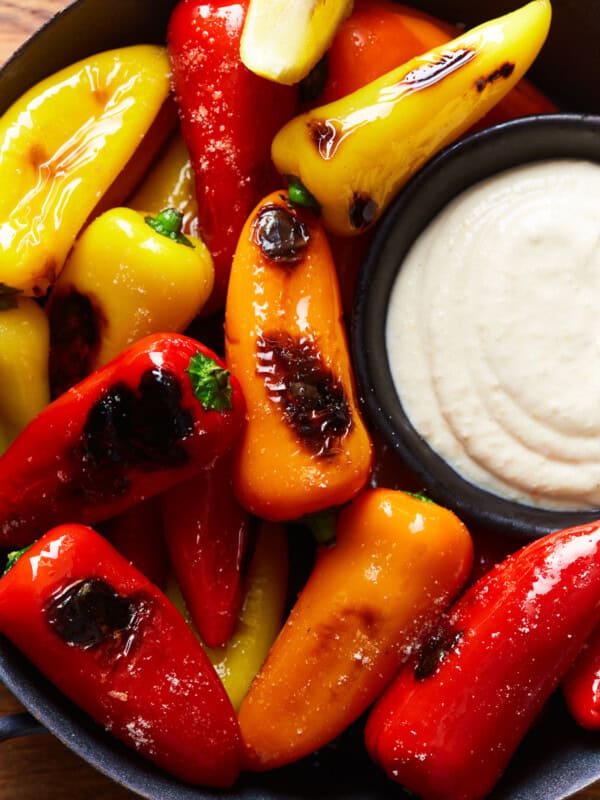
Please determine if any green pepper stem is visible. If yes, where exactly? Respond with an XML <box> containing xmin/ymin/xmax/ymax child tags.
<box><xmin>3</xmin><ymin>544</ymin><xmax>34</xmax><ymax>577</ymax></box>
<box><xmin>286</xmin><ymin>176</ymin><xmax>321</xmax><ymax>215</ymax></box>
<box><xmin>304</xmin><ymin>510</ymin><xmax>337</xmax><ymax>547</ymax></box>
<box><xmin>404</xmin><ymin>491</ymin><xmax>435</xmax><ymax>504</ymax></box>
<box><xmin>145</xmin><ymin>208</ymin><xmax>195</xmax><ymax>248</ymax></box>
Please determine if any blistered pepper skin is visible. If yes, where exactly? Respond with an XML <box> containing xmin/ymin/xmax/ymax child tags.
<box><xmin>225</xmin><ymin>190</ymin><xmax>372</xmax><ymax>521</ymax></box>
<box><xmin>0</xmin><ymin>333</ymin><xmax>245</xmax><ymax>548</ymax></box>
<box><xmin>0</xmin><ymin>46</ymin><xmax>171</xmax><ymax>297</ymax></box>
<box><xmin>239</xmin><ymin>490</ymin><xmax>473</xmax><ymax>770</ymax></box>
<box><xmin>0</xmin><ymin>297</ymin><xmax>50</xmax><ymax>453</ymax></box>
<box><xmin>47</xmin><ymin>207</ymin><xmax>214</xmax><ymax>396</ymax></box>
<box><xmin>366</xmin><ymin>522</ymin><xmax>600</xmax><ymax>800</ymax></box>
<box><xmin>0</xmin><ymin>524</ymin><xmax>242</xmax><ymax>786</ymax></box>
<box><xmin>271</xmin><ymin>0</ymin><xmax>551</xmax><ymax>236</ymax></box>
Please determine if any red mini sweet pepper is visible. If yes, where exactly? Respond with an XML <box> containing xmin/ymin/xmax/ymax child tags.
<box><xmin>102</xmin><ymin>497</ymin><xmax>170</xmax><ymax>590</ymax></box>
<box><xmin>0</xmin><ymin>332</ymin><xmax>244</xmax><ymax>548</ymax></box>
<box><xmin>160</xmin><ymin>453</ymin><xmax>249</xmax><ymax>647</ymax></box>
<box><xmin>562</xmin><ymin>621</ymin><xmax>600</xmax><ymax>731</ymax></box>
<box><xmin>365</xmin><ymin>521</ymin><xmax>600</xmax><ymax>800</ymax></box>
<box><xmin>0</xmin><ymin>524</ymin><xmax>242</xmax><ymax>786</ymax></box>
<box><xmin>167</xmin><ymin>0</ymin><xmax>297</xmax><ymax>311</ymax></box>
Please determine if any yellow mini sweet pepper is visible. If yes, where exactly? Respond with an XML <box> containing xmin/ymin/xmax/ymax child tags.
<box><xmin>168</xmin><ymin>522</ymin><xmax>289</xmax><ymax>711</ymax></box>
<box><xmin>271</xmin><ymin>0</ymin><xmax>551</xmax><ymax>235</ymax></box>
<box><xmin>47</xmin><ymin>207</ymin><xmax>214</xmax><ymax>396</ymax></box>
<box><xmin>0</xmin><ymin>45</ymin><xmax>171</xmax><ymax>297</ymax></box>
<box><xmin>129</xmin><ymin>132</ymin><xmax>199</xmax><ymax>238</ymax></box>
<box><xmin>0</xmin><ymin>294</ymin><xmax>50</xmax><ymax>453</ymax></box>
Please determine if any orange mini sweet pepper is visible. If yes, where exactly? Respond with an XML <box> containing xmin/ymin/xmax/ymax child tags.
<box><xmin>238</xmin><ymin>489</ymin><xmax>473</xmax><ymax>770</ymax></box>
<box><xmin>225</xmin><ymin>190</ymin><xmax>372</xmax><ymax>521</ymax></box>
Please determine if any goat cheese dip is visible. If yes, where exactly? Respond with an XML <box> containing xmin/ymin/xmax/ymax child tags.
<box><xmin>386</xmin><ymin>159</ymin><xmax>600</xmax><ymax>510</ymax></box>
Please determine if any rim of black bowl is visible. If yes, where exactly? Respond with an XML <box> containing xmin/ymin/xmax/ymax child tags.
<box><xmin>352</xmin><ymin>113</ymin><xmax>600</xmax><ymax>540</ymax></box>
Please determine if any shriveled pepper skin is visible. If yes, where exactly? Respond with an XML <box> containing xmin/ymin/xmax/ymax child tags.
<box><xmin>225</xmin><ymin>190</ymin><xmax>372</xmax><ymax>521</ymax></box>
<box><xmin>167</xmin><ymin>0</ymin><xmax>297</xmax><ymax>312</ymax></box>
<box><xmin>238</xmin><ymin>490</ymin><xmax>473</xmax><ymax>770</ymax></box>
<box><xmin>365</xmin><ymin>521</ymin><xmax>600</xmax><ymax>800</ymax></box>
<box><xmin>272</xmin><ymin>0</ymin><xmax>551</xmax><ymax>236</ymax></box>
<box><xmin>0</xmin><ymin>45</ymin><xmax>171</xmax><ymax>297</ymax></box>
<box><xmin>161</xmin><ymin>455</ymin><xmax>249</xmax><ymax>647</ymax></box>
<box><xmin>0</xmin><ymin>524</ymin><xmax>242</xmax><ymax>786</ymax></box>
<box><xmin>47</xmin><ymin>207</ymin><xmax>214</xmax><ymax>396</ymax></box>
<box><xmin>0</xmin><ymin>333</ymin><xmax>244</xmax><ymax>548</ymax></box>
<box><xmin>562</xmin><ymin>622</ymin><xmax>600</xmax><ymax>731</ymax></box>
<box><xmin>0</xmin><ymin>297</ymin><xmax>50</xmax><ymax>453</ymax></box>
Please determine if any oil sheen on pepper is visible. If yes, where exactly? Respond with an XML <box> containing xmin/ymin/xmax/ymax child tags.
<box><xmin>252</xmin><ymin>203</ymin><xmax>353</xmax><ymax>457</ymax></box>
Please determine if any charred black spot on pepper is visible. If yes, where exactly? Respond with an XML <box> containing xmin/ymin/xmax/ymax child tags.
<box><xmin>349</xmin><ymin>193</ymin><xmax>378</xmax><ymax>230</ymax></box>
<box><xmin>48</xmin><ymin>289</ymin><xmax>106</xmax><ymax>398</ymax></box>
<box><xmin>76</xmin><ymin>368</ymin><xmax>193</xmax><ymax>500</ymax></box>
<box><xmin>256</xmin><ymin>331</ymin><xmax>352</xmax><ymax>457</ymax></box>
<box><xmin>475</xmin><ymin>62</ymin><xmax>515</xmax><ymax>92</ymax></box>
<box><xmin>402</xmin><ymin>47</ymin><xmax>476</xmax><ymax>90</ymax></box>
<box><xmin>308</xmin><ymin>119</ymin><xmax>341</xmax><ymax>160</ymax></box>
<box><xmin>415</xmin><ymin>623</ymin><xmax>463</xmax><ymax>680</ymax></box>
<box><xmin>45</xmin><ymin>578</ymin><xmax>138</xmax><ymax>649</ymax></box>
<box><xmin>253</xmin><ymin>204</ymin><xmax>310</xmax><ymax>263</ymax></box>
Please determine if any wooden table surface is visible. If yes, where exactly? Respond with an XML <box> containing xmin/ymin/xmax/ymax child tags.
<box><xmin>0</xmin><ymin>1</ymin><xmax>599</xmax><ymax>799</ymax></box>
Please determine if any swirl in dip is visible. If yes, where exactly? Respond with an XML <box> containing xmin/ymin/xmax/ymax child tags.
<box><xmin>386</xmin><ymin>159</ymin><xmax>600</xmax><ymax>510</ymax></box>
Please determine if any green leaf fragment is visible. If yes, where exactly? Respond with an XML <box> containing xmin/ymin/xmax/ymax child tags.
<box><xmin>187</xmin><ymin>351</ymin><xmax>233</xmax><ymax>412</ymax></box>
<box><xmin>145</xmin><ymin>208</ymin><xmax>195</xmax><ymax>248</ymax></box>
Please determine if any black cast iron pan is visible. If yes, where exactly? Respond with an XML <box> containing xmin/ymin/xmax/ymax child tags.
<box><xmin>0</xmin><ymin>0</ymin><xmax>599</xmax><ymax>798</ymax></box>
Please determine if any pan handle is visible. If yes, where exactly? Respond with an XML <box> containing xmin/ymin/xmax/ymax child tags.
<box><xmin>0</xmin><ymin>712</ymin><xmax>47</xmax><ymax>742</ymax></box>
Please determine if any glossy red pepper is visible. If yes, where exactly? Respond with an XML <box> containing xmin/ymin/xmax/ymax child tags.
<box><xmin>0</xmin><ymin>524</ymin><xmax>242</xmax><ymax>786</ymax></box>
<box><xmin>102</xmin><ymin>497</ymin><xmax>170</xmax><ymax>590</ymax></box>
<box><xmin>0</xmin><ymin>332</ymin><xmax>244</xmax><ymax>548</ymax></box>
<box><xmin>365</xmin><ymin>521</ymin><xmax>600</xmax><ymax>800</ymax></box>
<box><xmin>160</xmin><ymin>454</ymin><xmax>249</xmax><ymax>647</ymax></box>
<box><xmin>167</xmin><ymin>0</ymin><xmax>297</xmax><ymax>312</ymax></box>
<box><xmin>562</xmin><ymin>622</ymin><xmax>600</xmax><ymax>731</ymax></box>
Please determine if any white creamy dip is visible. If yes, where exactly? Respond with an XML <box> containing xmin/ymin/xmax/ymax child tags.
<box><xmin>386</xmin><ymin>159</ymin><xmax>600</xmax><ymax>510</ymax></box>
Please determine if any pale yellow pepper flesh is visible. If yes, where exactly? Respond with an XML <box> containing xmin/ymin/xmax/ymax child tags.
<box><xmin>0</xmin><ymin>298</ymin><xmax>50</xmax><ymax>453</ymax></box>
<box><xmin>167</xmin><ymin>522</ymin><xmax>289</xmax><ymax>711</ymax></box>
<box><xmin>0</xmin><ymin>45</ymin><xmax>171</xmax><ymax>297</ymax></box>
<box><xmin>47</xmin><ymin>207</ymin><xmax>214</xmax><ymax>395</ymax></box>
<box><xmin>240</xmin><ymin>0</ymin><xmax>354</xmax><ymax>85</ymax></box>
<box><xmin>271</xmin><ymin>0</ymin><xmax>552</xmax><ymax>235</ymax></box>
